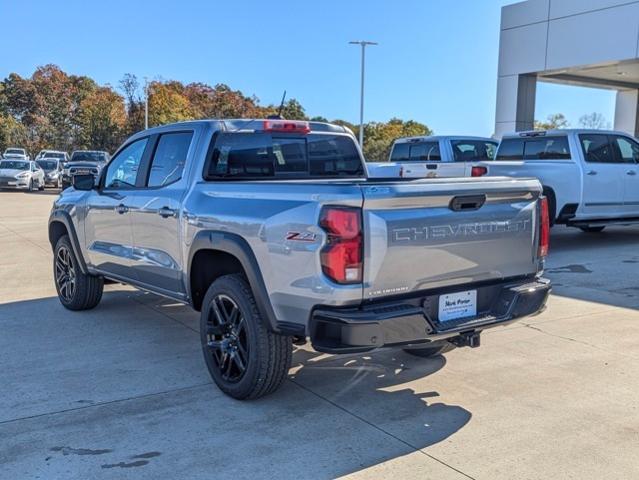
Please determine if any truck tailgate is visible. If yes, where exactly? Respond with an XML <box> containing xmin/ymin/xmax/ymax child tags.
<box><xmin>360</xmin><ymin>177</ymin><xmax>542</xmax><ymax>300</ymax></box>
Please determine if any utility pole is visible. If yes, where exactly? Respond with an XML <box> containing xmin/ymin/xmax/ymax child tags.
<box><xmin>349</xmin><ymin>41</ymin><xmax>378</xmax><ymax>147</ymax></box>
<box><xmin>144</xmin><ymin>77</ymin><xmax>149</xmax><ymax>130</ymax></box>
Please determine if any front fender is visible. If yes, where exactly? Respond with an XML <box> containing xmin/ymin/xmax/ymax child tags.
<box><xmin>48</xmin><ymin>209</ymin><xmax>88</xmax><ymax>274</ymax></box>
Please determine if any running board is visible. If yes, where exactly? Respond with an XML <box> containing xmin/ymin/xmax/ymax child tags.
<box><xmin>567</xmin><ymin>216</ymin><xmax>639</xmax><ymax>228</ymax></box>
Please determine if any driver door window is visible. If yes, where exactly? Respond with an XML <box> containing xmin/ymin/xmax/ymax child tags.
<box><xmin>103</xmin><ymin>138</ymin><xmax>148</xmax><ymax>189</ymax></box>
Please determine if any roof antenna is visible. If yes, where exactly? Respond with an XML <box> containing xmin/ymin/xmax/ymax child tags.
<box><xmin>276</xmin><ymin>90</ymin><xmax>287</xmax><ymax>118</ymax></box>
<box><xmin>266</xmin><ymin>90</ymin><xmax>287</xmax><ymax>120</ymax></box>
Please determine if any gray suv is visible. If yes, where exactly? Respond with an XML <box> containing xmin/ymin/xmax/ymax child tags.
<box><xmin>49</xmin><ymin>119</ymin><xmax>550</xmax><ymax>399</ymax></box>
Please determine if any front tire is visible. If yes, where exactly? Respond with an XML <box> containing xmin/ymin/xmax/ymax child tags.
<box><xmin>200</xmin><ymin>274</ymin><xmax>292</xmax><ymax>400</ymax></box>
<box><xmin>54</xmin><ymin>235</ymin><xmax>104</xmax><ymax>310</ymax></box>
<box><xmin>403</xmin><ymin>341</ymin><xmax>455</xmax><ymax>358</ymax></box>
<box><xmin>579</xmin><ymin>226</ymin><xmax>605</xmax><ymax>233</ymax></box>
<box><xmin>27</xmin><ymin>179</ymin><xmax>34</xmax><ymax>192</ymax></box>
<box><xmin>38</xmin><ymin>179</ymin><xmax>44</xmax><ymax>191</ymax></box>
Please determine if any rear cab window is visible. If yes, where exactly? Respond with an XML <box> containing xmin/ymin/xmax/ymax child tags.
<box><xmin>496</xmin><ymin>136</ymin><xmax>571</xmax><ymax>160</ymax></box>
<box><xmin>205</xmin><ymin>132</ymin><xmax>364</xmax><ymax>179</ymax></box>
<box><xmin>389</xmin><ymin>141</ymin><xmax>441</xmax><ymax>162</ymax></box>
<box><xmin>451</xmin><ymin>140</ymin><xmax>498</xmax><ymax>161</ymax></box>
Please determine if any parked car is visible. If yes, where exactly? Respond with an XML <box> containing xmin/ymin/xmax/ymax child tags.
<box><xmin>366</xmin><ymin>136</ymin><xmax>498</xmax><ymax>178</ymax></box>
<box><xmin>483</xmin><ymin>129</ymin><xmax>639</xmax><ymax>232</ymax></box>
<box><xmin>36</xmin><ymin>158</ymin><xmax>64</xmax><ymax>188</ymax></box>
<box><xmin>3</xmin><ymin>148</ymin><xmax>29</xmax><ymax>161</ymax></box>
<box><xmin>61</xmin><ymin>150</ymin><xmax>110</xmax><ymax>189</ymax></box>
<box><xmin>0</xmin><ymin>159</ymin><xmax>45</xmax><ymax>191</ymax></box>
<box><xmin>36</xmin><ymin>150</ymin><xmax>70</xmax><ymax>164</ymax></box>
<box><xmin>48</xmin><ymin>119</ymin><xmax>550</xmax><ymax>400</ymax></box>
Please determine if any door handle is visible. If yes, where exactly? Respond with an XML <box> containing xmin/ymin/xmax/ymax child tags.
<box><xmin>426</xmin><ymin>164</ymin><xmax>438</xmax><ymax>170</ymax></box>
<box><xmin>157</xmin><ymin>206</ymin><xmax>177</xmax><ymax>218</ymax></box>
<box><xmin>115</xmin><ymin>204</ymin><xmax>129</xmax><ymax>214</ymax></box>
<box><xmin>587</xmin><ymin>170</ymin><xmax>597</xmax><ymax>176</ymax></box>
<box><xmin>627</xmin><ymin>170</ymin><xmax>637</xmax><ymax>176</ymax></box>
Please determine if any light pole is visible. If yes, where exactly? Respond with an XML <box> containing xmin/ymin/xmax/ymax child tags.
<box><xmin>144</xmin><ymin>77</ymin><xmax>149</xmax><ymax>130</ymax></box>
<box><xmin>349</xmin><ymin>40</ymin><xmax>377</xmax><ymax>147</ymax></box>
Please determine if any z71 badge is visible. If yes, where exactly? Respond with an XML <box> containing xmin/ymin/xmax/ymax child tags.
<box><xmin>286</xmin><ymin>231</ymin><xmax>317</xmax><ymax>242</ymax></box>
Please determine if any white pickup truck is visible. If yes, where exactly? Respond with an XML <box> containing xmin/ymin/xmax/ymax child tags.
<box><xmin>484</xmin><ymin>129</ymin><xmax>639</xmax><ymax>232</ymax></box>
<box><xmin>366</xmin><ymin>136</ymin><xmax>497</xmax><ymax>178</ymax></box>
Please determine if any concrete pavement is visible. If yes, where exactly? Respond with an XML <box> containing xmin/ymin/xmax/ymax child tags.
<box><xmin>0</xmin><ymin>191</ymin><xmax>638</xmax><ymax>479</ymax></box>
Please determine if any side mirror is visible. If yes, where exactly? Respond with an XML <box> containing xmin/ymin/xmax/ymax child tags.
<box><xmin>73</xmin><ymin>174</ymin><xmax>95</xmax><ymax>191</ymax></box>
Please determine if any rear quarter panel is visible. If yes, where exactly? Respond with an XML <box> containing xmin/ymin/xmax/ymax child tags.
<box><xmin>183</xmin><ymin>182</ymin><xmax>364</xmax><ymax>328</ymax></box>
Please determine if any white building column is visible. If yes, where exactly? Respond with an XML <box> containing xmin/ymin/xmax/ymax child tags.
<box><xmin>614</xmin><ymin>89</ymin><xmax>639</xmax><ymax>137</ymax></box>
<box><xmin>494</xmin><ymin>74</ymin><xmax>537</xmax><ymax>138</ymax></box>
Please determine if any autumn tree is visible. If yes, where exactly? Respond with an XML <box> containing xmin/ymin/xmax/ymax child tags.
<box><xmin>77</xmin><ymin>87</ymin><xmax>126</xmax><ymax>151</ymax></box>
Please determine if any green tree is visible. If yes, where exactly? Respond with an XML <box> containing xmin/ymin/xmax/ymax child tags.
<box><xmin>534</xmin><ymin>113</ymin><xmax>569</xmax><ymax>130</ymax></box>
<box><xmin>361</xmin><ymin>118</ymin><xmax>432</xmax><ymax>162</ymax></box>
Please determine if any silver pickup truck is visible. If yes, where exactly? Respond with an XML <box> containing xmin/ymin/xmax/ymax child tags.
<box><xmin>48</xmin><ymin>119</ymin><xmax>550</xmax><ymax>399</ymax></box>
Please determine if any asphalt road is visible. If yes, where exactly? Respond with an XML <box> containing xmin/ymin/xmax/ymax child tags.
<box><xmin>1</xmin><ymin>191</ymin><xmax>638</xmax><ymax>479</ymax></box>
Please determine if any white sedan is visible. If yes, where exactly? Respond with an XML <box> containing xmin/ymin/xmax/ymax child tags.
<box><xmin>0</xmin><ymin>160</ymin><xmax>45</xmax><ymax>191</ymax></box>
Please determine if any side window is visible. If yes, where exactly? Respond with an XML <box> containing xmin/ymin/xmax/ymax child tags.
<box><xmin>612</xmin><ymin>136</ymin><xmax>639</xmax><ymax>163</ymax></box>
<box><xmin>390</xmin><ymin>143</ymin><xmax>410</xmax><ymax>162</ymax></box>
<box><xmin>496</xmin><ymin>139</ymin><xmax>524</xmax><ymax>160</ymax></box>
<box><xmin>409</xmin><ymin>142</ymin><xmax>441</xmax><ymax>161</ymax></box>
<box><xmin>580</xmin><ymin>134</ymin><xmax>615</xmax><ymax>164</ymax></box>
<box><xmin>103</xmin><ymin>138</ymin><xmax>148</xmax><ymax>189</ymax></box>
<box><xmin>147</xmin><ymin>132</ymin><xmax>193</xmax><ymax>187</ymax></box>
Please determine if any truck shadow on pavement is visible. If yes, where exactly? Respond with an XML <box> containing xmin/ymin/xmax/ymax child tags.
<box><xmin>287</xmin><ymin>346</ymin><xmax>472</xmax><ymax>456</ymax></box>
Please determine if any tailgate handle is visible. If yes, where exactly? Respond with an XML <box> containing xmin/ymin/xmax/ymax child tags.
<box><xmin>449</xmin><ymin>194</ymin><xmax>486</xmax><ymax>212</ymax></box>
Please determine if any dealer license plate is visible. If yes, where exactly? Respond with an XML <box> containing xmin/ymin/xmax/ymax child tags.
<box><xmin>438</xmin><ymin>290</ymin><xmax>477</xmax><ymax>322</ymax></box>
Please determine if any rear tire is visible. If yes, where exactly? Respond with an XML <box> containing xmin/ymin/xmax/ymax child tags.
<box><xmin>200</xmin><ymin>274</ymin><xmax>292</xmax><ymax>400</ymax></box>
<box><xmin>54</xmin><ymin>235</ymin><xmax>104</xmax><ymax>310</ymax></box>
<box><xmin>579</xmin><ymin>226</ymin><xmax>605</xmax><ymax>233</ymax></box>
<box><xmin>403</xmin><ymin>341</ymin><xmax>455</xmax><ymax>358</ymax></box>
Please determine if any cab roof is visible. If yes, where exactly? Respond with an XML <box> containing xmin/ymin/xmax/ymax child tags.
<box><xmin>501</xmin><ymin>129</ymin><xmax>633</xmax><ymax>139</ymax></box>
<box><xmin>393</xmin><ymin>135</ymin><xmax>497</xmax><ymax>144</ymax></box>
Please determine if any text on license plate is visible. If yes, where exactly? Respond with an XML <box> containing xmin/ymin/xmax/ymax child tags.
<box><xmin>438</xmin><ymin>290</ymin><xmax>477</xmax><ymax>322</ymax></box>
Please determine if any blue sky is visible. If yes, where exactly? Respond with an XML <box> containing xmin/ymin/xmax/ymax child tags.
<box><xmin>1</xmin><ymin>0</ymin><xmax>615</xmax><ymax>136</ymax></box>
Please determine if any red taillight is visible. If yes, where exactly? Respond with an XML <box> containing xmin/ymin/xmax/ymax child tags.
<box><xmin>539</xmin><ymin>196</ymin><xmax>550</xmax><ymax>258</ymax></box>
<box><xmin>319</xmin><ymin>207</ymin><xmax>362</xmax><ymax>284</ymax></box>
<box><xmin>471</xmin><ymin>166</ymin><xmax>487</xmax><ymax>177</ymax></box>
<box><xmin>262</xmin><ymin>120</ymin><xmax>310</xmax><ymax>134</ymax></box>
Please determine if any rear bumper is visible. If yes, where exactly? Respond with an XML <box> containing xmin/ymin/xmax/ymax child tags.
<box><xmin>310</xmin><ymin>277</ymin><xmax>550</xmax><ymax>354</ymax></box>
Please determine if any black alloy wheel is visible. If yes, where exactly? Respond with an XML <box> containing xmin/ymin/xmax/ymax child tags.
<box><xmin>55</xmin><ymin>244</ymin><xmax>76</xmax><ymax>302</ymax></box>
<box><xmin>204</xmin><ymin>294</ymin><xmax>250</xmax><ymax>383</ymax></box>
